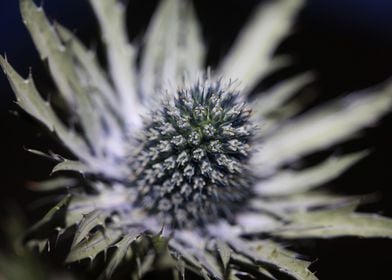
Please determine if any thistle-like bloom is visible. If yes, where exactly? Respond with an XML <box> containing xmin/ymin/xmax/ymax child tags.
<box><xmin>2</xmin><ymin>0</ymin><xmax>392</xmax><ymax>279</ymax></box>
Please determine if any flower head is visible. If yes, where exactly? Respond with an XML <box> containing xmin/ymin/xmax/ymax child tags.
<box><xmin>2</xmin><ymin>0</ymin><xmax>392</xmax><ymax>279</ymax></box>
<box><xmin>132</xmin><ymin>79</ymin><xmax>255</xmax><ymax>228</ymax></box>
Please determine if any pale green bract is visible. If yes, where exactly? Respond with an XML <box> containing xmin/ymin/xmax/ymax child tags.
<box><xmin>1</xmin><ymin>0</ymin><xmax>392</xmax><ymax>279</ymax></box>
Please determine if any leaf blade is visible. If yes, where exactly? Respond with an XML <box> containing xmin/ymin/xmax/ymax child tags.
<box><xmin>217</xmin><ymin>0</ymin><xmax>304</xmax><ymax>93</ymax></box>
<box><xmin>252</xmin><ymin>82</ymin><xmax>392</xmax><ymax>170</ymax></box>
<box><xmin>254</xmin><ymin>151</ymin><xmax>368</xmax><ymax>196</ymax></box>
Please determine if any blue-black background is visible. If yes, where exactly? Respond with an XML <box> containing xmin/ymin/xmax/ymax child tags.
<box><xmin>1</xmin><ymin>0</ymin><xmax>392</xmax><ymax>279</ymax></box>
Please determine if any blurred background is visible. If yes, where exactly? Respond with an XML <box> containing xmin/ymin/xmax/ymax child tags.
<box><xmin>0</xmin><ymin>0</ymin><xmax>392</xmax><ymax>279</ymax></box>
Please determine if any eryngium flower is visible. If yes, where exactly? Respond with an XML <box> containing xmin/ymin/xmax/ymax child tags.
<box><xmin>1</xmin><ymin>0</ymin><xmax>392</xmax><ymax>279</ymax></box>
<box><xmin>132</xmin><ymin>80</ymin><xmax>255</xmax><ymax>228</ymax></box>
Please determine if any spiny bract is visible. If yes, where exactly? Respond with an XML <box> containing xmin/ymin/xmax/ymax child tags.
<box><xmin>1</xmin><ymin>0</ymin><xmax>392</xmax><ymax>279</ymax></box>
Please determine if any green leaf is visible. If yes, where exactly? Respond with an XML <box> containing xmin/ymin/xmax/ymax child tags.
<box><xmin>251</xmin><ymin>192</ymin><xmax>359</xmax><ymax>215</ymax></box>
<box><xmin>217</xmin><ymin>0</ymin><xmax>304</xmax><ymax>93</ymax></box>
<box><xmin>230</xmin><ymin>253</ymin><xmax>277</xmax><ymax>280</ymax></box>
<box><xmin>254</xmin><ymin>151</ymin><xmax>368</xmax><ymax>196</ymax></box>
<box><xmin>65</xmin><ymin>189</ymin><xmax>132</xmax><ymax>227</ymax></box>
<box><xmin>216</xmin><ymin>239</ymin><xmax>231</xmax><ymax>272</ymax></box>
<box><xmin>89</xmin><ymin>0</ymin><xmax>141</xmax><ymax>128</ymax></box>
<box><xmin>228</xmin><ymin>238</ymin><xmax>317</xmax><ymax>280</ymax></box>
<box><xmin>25</xmin><ymin>238</ymin><xmax>50</xmax><ymax>253</ymax></box>
<box><xmin>51</xmin><ymin>159</ymin><xmax>90</xmax><ymax>175</ymax></box>
<box><xmin>55</xmin><ymin>23</ymin><xmax>118</xmax><ymax>112</ymax></box>
<box><xmin>234</xmin><ymin>212</ymin><xmax>284</xmax><ymax>235</ymax></box>
<box><xmin>0</xmin><ymin>55</ymin><xmax>92</xmax><ymax>163</ymax></box>
<box><xmin>66</xmin><ymin>228</ymin><xmax>122</xmax><ymax>263</ymax></box>
<box><xmin>252</xmin><ymin>82</ymin><xmax>392</xmax><ymax>170</ymax></box>
<box><xmin>140</xmin><ymin>0</ymin><xmax>205</xmax><ymax>105</ymax></box>
<box><xmin>169</xmin><ymin>240</ymin><xmax>222</xmax><ymax>279</ymax></box>
<box><xmin>103</xmin><ymin>230</ymin><xmax>141</xmax><ymax>278</ymax></box>
<box><xmin>252</xmin><ymin>72</ymin><xmax>314</xmax><ymax>119</ymax></box>
<box><xmin>28</xmin><ymin>177</ymin><xmax>77</xmax><ymax>192</ymax></box>
<box><xmin>150</xmin><ymin>234</ymin><xmax>174</xmax><ymax>266</ymax></box>
<box><xmin>72</xmin><ymin>210</ymin><xmax>111</xmax><ymax>247</ymax></box>
<box><xmin>20</xmin><ymin>0</ymin><xmax>107</xmax><ymax>157</ymax></box>
<box><xmin>261</xmin><ymin>89</ymin><xmax>317</xmax><ymax>136</ymax></box>
<box><xmin>55</xmin><ymin>24</ymin><xmax>128</xmax><ymax>164</ymax></box>
<box><xmin>275</xmin><ymin>204</ymin><xmax>392</xmax><ymax>239</ymax></box>
<box><xmin>29</xmin><ymin>195</ymin><xmax>71</xmax><ymax>233</ymax></box>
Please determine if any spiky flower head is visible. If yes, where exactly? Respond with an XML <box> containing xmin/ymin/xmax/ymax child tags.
<box><xmin>133</xmin><ymin>80</ymin><xmax>254</xmax><ymax>227</ymax></box>
<box><xmin>2</xmin><ymin>0</ymin><xmax>392</xmax><ymax>279</ymax></box>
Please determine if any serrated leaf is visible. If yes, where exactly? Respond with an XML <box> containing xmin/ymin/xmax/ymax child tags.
<box><xmin>0</xmin><ymin>55</ymin><xmax>92</xmax><ymax>163</ymax></box>
<box><xmin>228</xmin><ymin>238</ymin><xmax>317</xmax><ymax>280</ymax></box>
<box><xmin>66</xmin><ymin>228</ymin><xmax>122</xmax><ymax>263</ymax></box>
<box><xmin>20</xmin><ymin>0</ymin><xmax>105</xmax><ymax>155</ymax></box>
<box><xmin>28</xmin><ymin>195</ymin><xmax>71</xmax><ymax>236</ymax></box>
<box><xmin>72</xmin><ymin>210</ymin><xmax>111</xmax><ymax>247</ymax></box>
<box><xmin>170</xmin><ymin>240</ymin><xmax>221</xmax><ymax>279</ymax></box>
<box><xmin>276</xmin><ymin>204</ymin><xmax>392</xmax><ymax>239</ymax></box>
<box><xmin>65</xmin><ymin>189</ymin><xmax>132</xmax><ymax>227</ymax></box>
<box><xmin>89</xmin><ymin>0</ymin><xmax>141</xmax><ymax>128</ymax></box>
<box><xmin>252</xmin><ymin>82</ymin><xmax>392</xmax><ymax>169</ymax></box>
<box><xmin>255</xmin><ymin>151</ymin><xmax>368</xmax><ymax>196</ymax></box>
<box><xmin>230</xmin><ymin>253</ymin><xmax>277</xmax><ymax>280</ymax></box>
<box><xmin>217</xmin><ymin>0</ymin><xmax>304</xmax><ymax>93</ymax></box>
<box><xmin>140</xmin><ymin>0</ymin><xmax>205</xmax><ymax>105</ymax></box>
<box><xmin>103</xmin><ymin>230</ymin><xmax>141</xmax><ymax>279</ymax></box>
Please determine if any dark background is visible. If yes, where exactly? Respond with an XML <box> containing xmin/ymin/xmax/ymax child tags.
<box><xmin>1</xmin><ymin>0</ymin><xmax>392</xmax><ymax>279</ymax></box>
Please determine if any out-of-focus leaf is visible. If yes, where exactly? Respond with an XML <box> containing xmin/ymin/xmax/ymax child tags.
<box><xmin>228</xmin><ymin>238</ymin><xmax>317</xmax><ymax>280</ymax></box>
<box><xmin>217</xmin><ymin>0</ymin><xmax>304</xmax><ymax>93</ymax></box>
<box><xmin>103</xmin><ymin>230</ymin><xmax>141</xmax><ymax>279</ymax></box>
<box><xmin>28</xmin><ymin>195</ymin><xmax>71</xmax><ymax>236</ymax></box>
<box><xmin>28</xmin><ymin>177</ymin><xmax>78</xmax><ymax>192</ymax></box>
<box><xmin>0</xmin><ymin>253</ymin><xmax>47</xmax><ymax>280</ymax></box>
<box><xmin>230</xmin><ymin>253</ymin><xmax>277</xmax><ymax>280</ymax></box>
<box><xmin>25</xmin><ymin>238</ymin><xmax>50</xmax><ymax>253</ymax></box>
<box><xmin>260</xmin><ymin>90</ymin><xmax>317</xmax><ymax>137</ymax></box>
<box><xmin>251</xmin><ymin>192</ymin><xmax>360</xmax><ymax>215</ymax></box>
<box><xmin>137</xmin><ymin>252</ymin><xmax>157</xmax><ymax>279</ymax></box>
<box><xmin>252</xmin><ymin>82</ymin><xmax>392</xmax><ymax>169</ymax></box>
<box><xmin>216</xmin><ymin>239</ymin><xmax>231</xmax><ymax>272</ymax></box>
<box><xmin>255</xmin><ymin>151</ymin><xmax>368</xmax><ymax>196</ymax></box>
<box><xmin>252</xmin><ymin>72</ymin><xmax>314</xmax><ymax>119</ymax></box>
<box><xmin>275</xmin><ymin>204</ymin><xmax>392</xmax><ymax>239</ymax></box>
<box><xmin>235</xmin><ymin>212</ymin><xmax>283</xmax><ymax>235</ymax></box>
<box><xmin>89</xmin><ymin>0</ymin><xmax>141</xmax><ymax>128</ymax></box>
<box><xmin>71</xmin><ymin>210</ymin><xmax>111</xmax><ymax>247</ymax></box>
<box><xmin>66</xmin><ymin>228</ymin><xmax>122</xmax><ymax>263</ymax></box>
<box><xmin>52</xmin><ymin>159</ymin><xmax>89</xmax><ymax>175</ymax></box>
<box><xmin>56</xmin><ymin>24</ymin><xmax>129</xmax><ymax>169</ymax></box>
<box><xmin>65</xmin><ymin>189</ymin><xmax>132</xmax><ymax>227</ymax></box>
<box><xmin>140</xmin><ymin>0</ymin><xmax>205</xmax><ymax>105</ymax></box>
<box><xmin>55</xmin><ymin>24</ymin><xmax>118</xmax><ymax>111</ymax></box>
<box><xmin>170</xmin><ymin>240</ymin><xmax>221</xmax><ymax>279</ymax></box>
